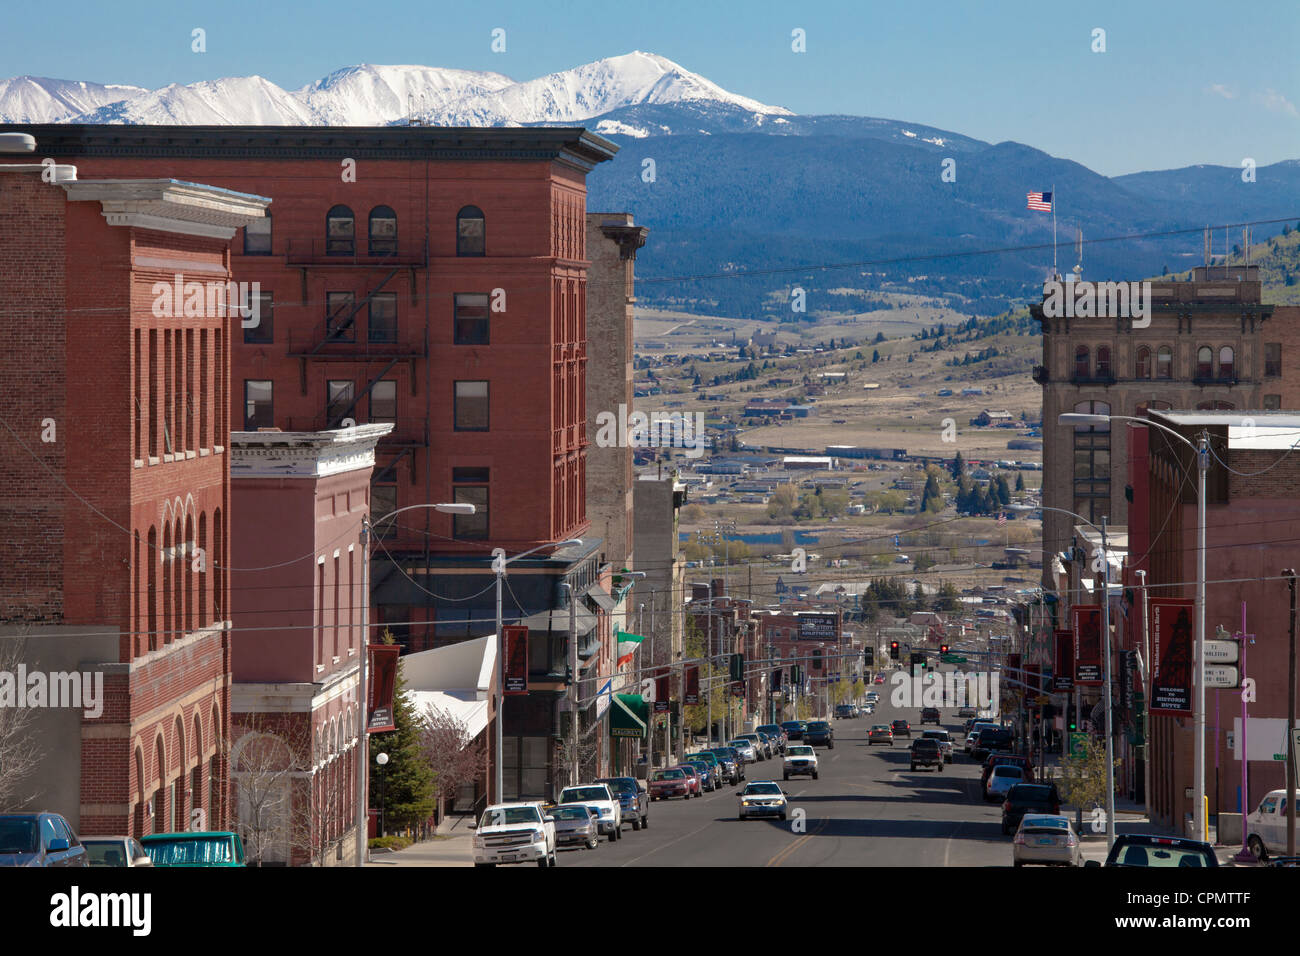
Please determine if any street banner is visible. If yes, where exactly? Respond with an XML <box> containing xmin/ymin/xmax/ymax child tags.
<box><xmin>1054</xmin><ymin>630</ymin><xmax>1074</xmax><ymax>690</ymax></box>
<box><xmin>655</xmin><ymin>669</ymin><xmax>670</xmax><ymax>713</ymax></box>
<box><xmin>367</xmin><ymin>643</ymin><xmax>400</xmax><ymax>733</ymax></box>
<box><xmin>1072</xmin><ymin>605</ymin><xmax>1102</xmax><ymax>686</ymax></box>
<box><xmin>1150</xmin><ymin>598</ymin><xmax>1194</xmax><ymax>715</ymax></box>
<box><xmin>503</xmin><ymin>625</ymin><xmax>528</xmax><ymax>695</ymax></box>
<box><xmin>1024</xmin><ymin>662</ymin><xmax>1041</xmax><ymax>695</ymax></box>
<box><xmin>684</xmin><ymin>665</ymin><xmax>699</xmax><ymax>705</ymax></box>
<box><xmin>1006</xmin><ymin>653</ymin><xmax>1021</xmax><ymax>683</ymax></box>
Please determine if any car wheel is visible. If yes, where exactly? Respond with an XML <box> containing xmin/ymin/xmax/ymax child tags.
<box><xmin>608</xmin><ymin>831</ymin><xmax>617</xmax><ymax>843</ymax></box>
<box><xmin>1248</xmin><ymin>835</ymin><xmax>1267</xmax><ymax>861</ymax></box>
<box><xmin>828</xmin><ymin>742</ymin><xmax>834</xmax><ymax>749</ymax></box>
<box><xmin>738</xmin><ymin>813</ymin><xmax>745</xmax><ymax>821</ymax></box>
<box><xmin>641</xmin><ymin>815</ymin><xmax>648</xmax><ymax>829</ymax></box>
<box><xmin>780</xmin><ymin>811</ymin><xmax>787</xmax><ymax>821</ymax></box>
<box><xmin>587</xmin><ymin>835</ymin><xmax>598</xmax><ymax>850</ymax></box>
<box><xmin>550</xmin><ymin>849</ymin><xmax>558</xmax><ymax>867</ymax></box>
<box><xmin>537</xmin><ymin>856</ymin><xmax>549</xmax><ymax>868</ymax></box>
<box><xmin>938</xmin><ymin>763</ymin><xmax>944</xmax><ymax>773</ymax></box>
<box><xmin>784</xmin><ymin>772</ymin><xmax>789</xmax><ymax>780</ymax></box>
<box><xmin>632</xmin><ymin>817</ymin><xmax>642</xmax><ymax>831</ymax></box>
<box><xmin>1014</xmin><ymin>860</ymin><xmax>1023</xmax><ymax>868</ymax></box>
<box><xmin>813</xmin><ymin>771</ymin><xmax>819</xmax><ymax>779</ymax></box>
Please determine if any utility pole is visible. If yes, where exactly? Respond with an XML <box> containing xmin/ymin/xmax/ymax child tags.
<box><xmin>1286</xmin><ymin>569</ymin><xmax>1297</xmax><ymax>858</ymax></box>
<box><xmin>1101</xmin><ymin>516</ymin><xmax>1116</xmax><ymax>850</ymax></box>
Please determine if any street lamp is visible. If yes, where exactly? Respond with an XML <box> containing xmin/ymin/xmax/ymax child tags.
<box><xmin>356</xmin><ymin>501</ymin><xmax>475</xmax><ymax>867</ymax></box>
<box><xmin>1060</xmin><ymin>411</ymin><xmax>1209</xmax><ymax>842</ymax></box>
<box><xmin>375</xmin><ymin>752</ymin><xmax>389</xmax><ymax>837</ymax></box>
<box><xmin>492</xmin><ymin>537</ymin><xmax>584</xmax><ymax>805</ymax></box>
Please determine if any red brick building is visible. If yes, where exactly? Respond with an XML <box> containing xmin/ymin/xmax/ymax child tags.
<box><xmin>0</xmin><ymin>149</ymin><xmax>268</xmax><ymax>836</ymax></box>
<box><xmin>11</xmin><ymin>124</ymin><xmax>620</xmax><ymax>802</ymax></box>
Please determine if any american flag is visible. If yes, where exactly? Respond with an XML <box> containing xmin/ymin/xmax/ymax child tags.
<box><xmin>997</xmin><ymin>513</ymin><xmax>1007</xmax><ymax>525</ymax></box>
<box><xmin>1027</xmin><ymin>191</ymin><xmax>1052</xmax><ymax>211</ymax></box>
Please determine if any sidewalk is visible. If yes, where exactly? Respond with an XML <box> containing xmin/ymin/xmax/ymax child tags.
<box><xmin>365</xmin><ymin>817</ymin><xmax>476</xmax><ymax>868</ymax></box>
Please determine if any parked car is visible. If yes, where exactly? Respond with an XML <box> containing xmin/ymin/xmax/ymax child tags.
<box><xmin>804</xmin><ymin>721</ymin><xmax>835</xmax><ymax>749</ymax></box>
<box><xmin>985</xmin><ymin>765</ymin><xmax>1025</xmax><ymax>803</ymax></box>
<box><xmin>82</xmin><ymin>836</ymin><xmax>152</xmax><ymax>867</ymax></box>
<box><xmin>920</xmin><ymin>707</ymin><xmax>942</xmax><ymax>726</ymax></box>
<box><xmin>0</xmin><ymin>812</ymin><xmax>88</xmax><ymax>867</ymax></box>
<box><xmin>755</xmin><ymin>730</ymin><xmax>777</xmax><ymax>757</ymax></box>
<box><xmin>910</xmin><ymin>737</ymin><xmax>945</xmax><ymax>772</ymax></box>
<box><xmin>1246</xmin><ymin>789</ymin><xmax>1293</xmax><ymax>861</ymax></box>
<box><xmin>705</xmin><ymin>749</ymin><xmax>742</xmax><ymax>785</ymax></box>
<box><xmin>868</xmin><ymin>724</ymin><xmax>895</xmax><ymax>746</ymax></box>
<box><xmin>737</xmin><ymin>781</ymin><xmax>789</xmax><ymax>821</ymax></box>
<box><xmin>674</xmin><ymin>764</ymin><xmax>704</xmax><ymax>797</ymax></box>
<box><xmin>728</xmin><ymin>738</ymin><xmax>759</xmax><ymax>762</ymax></box>
<box><xmin>1001</xmin><ymin>782</ymin><xmax>1062</xmax><ymax>833</ymax></box>
<box><xmin>780</xmin><ymin>720</ymin><xmax>808</xmax><ymax>741</ymax></box>
<box><xmin>920</xmin><ymin>729</ymin><xmax>954</xmax><ymax>762</ymax></box>
<box><xmin>649</xmin><ymin>768</ymin><xmax>692</xmax><ymax>801</ymax></box>
<box><xmin>682</xmin><ymin>759</ymin><xmax>719</xmax><ymax>792</ymax></box>
<box><xmin>139</xmin><ymin>831</ymin><xmax>246</xmax><ymax>867</ymax></box>
<box><xmin>549</xmin><ymin>804</ymin><xmax>601</xmax><ymax>850</ymax></box>
<box><xmin>713</xmin><ymin>747</ymin><xmax>747</xmax><ymax>781</ymax></box>
<box><xmin>557</xmin><ymin>784</ymin><xmax>622</xmax><ymax>841</ymax></box>
<box><xmin>756</xmin><ymin>724</ymin><xmax>788</xmax><ymax>754</ymax></box>
<box><xmin>1013</xmin><ymin>814</ymin><xmax>1082</xmax><ymax>867</ymax></box>
<box><xmin>891</xmin><ymin>719</ymin><xmax>911</xmax><ymax>739</ymax></box>
<box><xmin>596</xmin><ymin>776</ymin><xmax>650</xmax><ymax>830</ymax></box>
<box><xmin>738</xmin><ymin>733</ymin><xmax>770</xmax><ymax>759</ymax></box>
<box><xmin>687</xmin><ymin>750</ymin><xmax>724</xmax><ymax>781</ymax></box>
<box><xmin>834</xmin><ymin>704</ymin><xmax>856</xmax><ymax>720</ymax></box>
<box><xmin>783</xmin><ymin>744</ymin><xmax>820</xmax><ymax>779</ymax></box>
<box><xmin>470</xmin><ymin>803</ymin><xmax>558</xmax><ymax>867</ymax></box>
<box><xmin>1089</xmin><ymin>834</ymin><xmax>1219</xmax><ymax>868</ymax></box>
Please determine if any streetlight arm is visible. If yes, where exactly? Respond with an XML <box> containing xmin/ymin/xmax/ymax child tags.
<box><xmin>1058</xmin><ymin>412</ymin><xmax>1198</xmax><ymax>453</ymax></box>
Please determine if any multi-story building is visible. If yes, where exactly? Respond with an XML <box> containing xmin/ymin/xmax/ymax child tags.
<box><xmin>1032</xmin><ymin>266</ymin><xmax>1288</xmax><ymax>585</ymax></box>
<box><xmin>0</xmin><ymin>144</ymin><xmax>267</xmax><ymax>836</ymax></box>
<box><xmin>227</xmin><ymin>424</ymin><xmax>389</xmax><ymax>865</ymax></box>
<box><xmin>15</xmin><ymin>123</ymin><xmax>622</xmax><ymax>803</ymax></box>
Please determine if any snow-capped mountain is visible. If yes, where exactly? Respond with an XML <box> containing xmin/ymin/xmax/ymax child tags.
<box><xmin>0</xmin><ymin>52</ymin><xmax>790</xmax><ymax>128</ymax></box>
<box><xmin>0</xmin><ymin>76</ymin><xmax>147</xmax><ymax>124</ymax></box>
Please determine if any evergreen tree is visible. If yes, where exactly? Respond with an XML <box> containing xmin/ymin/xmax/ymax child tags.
<box><xmin>950</xmin><ymin>450</ymin><xmax>965</xmax><ymax>481</ymax></box>
<box><xmin>995</xmin><ymin>474</ymin><xmax>1012</xmax><ymax>507</ymax></box>
<box><xmin>872</xmin><ymin>349</ymin><xmax>880</xmax><ymax>363</ymax></box>
<box><xmin>1015</xmin><ymin>471</ymin><xmax>1025</xmax><ymax>492</ymax></box>
<box><xmin>874</xmin><ymin>332</ymin><xmax>886</xmax><ymax>344</ymax></box>
<box><xmin>369</xmin><ymin>639</ymin><xmax>436</xmax><ymax>834</ymax></box>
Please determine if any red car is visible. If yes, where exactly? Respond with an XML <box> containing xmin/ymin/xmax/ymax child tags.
<box><xmin>648</xmin><ymin>768</ymin><xmax>691</xmax><ymax>800</ymax></box>
<box><xmin>673</xmin><ymin>764</ymin><xmax>703</xmax><ymax>797</ymax></box>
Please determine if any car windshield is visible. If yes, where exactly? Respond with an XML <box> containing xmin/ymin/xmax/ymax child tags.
<box><xmin>0</xmin><ymin>818</ymin><xmax>38</xmax><ymax>854</ymax></box>
<box><xmin>141</xmin><ymin>836</ymin><xmax>235</xmax><ymax>865</ymax></box>
<box><xmin>787</xmin><ymin>747</ymin><xmax>815</xmax><ymax>756</ymax></box>
<box><xmin>596</xmin><ymin>779</ymin><xmax>634</xmax><ymax>793</ymax></box>
<box><xmin>562</xmin><ymin>787</ymin><xmax>610</xmax><ymax>802</ymax></box>
<box><xmin>653</xmin><ymin>770</ymin><xmax>685</xmax><ymax>780</ymax></box>
<box><xmin>872</xmin><ymin>725</ymin><xmax>890</xmax><ymax>732</ymax></box>
<box><xmin>807</xmin><ymin>722</ymin><xmax>829</xmax><ymax>731</ymax></box>
<box><xmin>744</xmin><ymin>783</ymin><xmax>782</xmax><ymax>795</ymax></box>
<box><xmin>479</xmin><ymin>807</ymin><xmax>542</xmax><ymax>827</ymax></box>
<box><xmin>993</xmin><ymin>766</ymin><xmax>1024</xmax><ymax>777</ymax></box>
<box><xmin>550</xmin><ymin>806</ymin><xmax>592</xmax><ymax>821</ymax></box>
<box><xmin>729</xmin><ymin>740</ymin><xmax>749</xmax><ymax>747</ymax></box>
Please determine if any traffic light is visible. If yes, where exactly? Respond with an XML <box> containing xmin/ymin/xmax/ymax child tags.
<box><xmin>940</xmin><ymin>644</ymin><xmax>949</xmax><ymax>655</ymax></box>
<box><xmin>791</xmin><ymin>664</ymin><xmax>803</xmax><ymax>687</ymax></box>
<box><xmin>890</xmin><ymin>641</ymin><xmax>900</xmax><ymax>660</ymax></box>
<box><xmin>863</xmin><ymin>646</ymin><xmax>874</xmax><ymax>666</ymax></box>
<box><xmin>729</xmin><ymin>654</ymin><xmax>744</xmax><ymax>682</ymax></box>
<box><xmin>1067</xmin><ymin>715</ymin><xmax>1078</xmax><ymax>733</ymax></box>
<box><xmin>771</xmin><ymin>669</ymin><xmax>782</xmax><ymax>691</ymax></box>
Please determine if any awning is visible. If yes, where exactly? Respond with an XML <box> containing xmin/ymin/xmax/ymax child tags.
<box><xmin>585</xmin><ymin>584</ymin><xmax>617</xmax><ymax>614</ymax></box>
<box><xmin>610</xmin><ymin>693</ymin><xmax>647</xmax><ymax>739</ymax></box>
<box><xmin>519</xmin><ymin>606</ymin><xmax>597</xmax><ymax>636</ymax></box>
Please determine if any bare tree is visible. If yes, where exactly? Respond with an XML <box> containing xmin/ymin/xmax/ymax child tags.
<box><xmin>223</xmin><ymin>717</ymin><xmax>307</xmax><ymax>866</ymax></box>
<box><xmin>419</xmin><ymin>704</ymin><xmax>485</xmax><ymax>823</ymax></box>
<box><xmin>0</xmin><ymin>633</ymin><xmax>42</xmax><ymax>810</ymax></box>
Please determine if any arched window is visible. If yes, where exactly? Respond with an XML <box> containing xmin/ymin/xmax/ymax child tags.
<box><xmin>457</xmin><ymin>205</ymin><xmax>485</xmax><ymax>257</ymax></box>
<box><xmin>1219</xmin><ymin>346</ymin><xmax>1234</xmax><ymax>380</ymax></box>
<box><xmin>1156</xmin><ymin>346</ymin><xmax>1173</xmax><ymax>380</ymax></box>
<box><xmin>1135</xmin><ymin>346</ymin><xmax>1151</xmax><ymax>379</ymax></box>
<box><xmin>326</xmin><ymin>205</ymin><xmax>355</xmax><ymax>256</ymax></box>
<box><xmin>1135</xmin><ymin>400</ymin><xmax>1172</xmax><ymax>415</ymax></box>
<box><xmin>1095</xmin><ymin>345</ymin><xmax>1112</xmax><ymax>378</ymax></box>
<box><xmin>1074</xmin><ymin>345</ymin><xmax>1090</xmax><ymax>379</ymax></box>
<box><xmin>368</xmin><ymin>206</ymin><xmax>397</xmax><ymax>256</ymax></box>
<box><xmin>1196</xmin><ymin>346</ymin><xmax>1213</xmax><ymax>378</ymax></box>
<box><xmin>197</xmin><ymin>512</ymin><xmax>207</xmax><ymax>629</ymax></box>
<box><xmin>147</xmin><ymin>526</ymin><xmax>158</xmax><ymax>653</ymax></box>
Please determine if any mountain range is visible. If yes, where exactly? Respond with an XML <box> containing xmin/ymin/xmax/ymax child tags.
<box><xmin>2</xmin><ymin>52</ymin><xmax>1297</xmax><ymax>320</ymax></box>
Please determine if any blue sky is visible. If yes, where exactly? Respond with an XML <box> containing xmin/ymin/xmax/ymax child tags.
<box><xmin>3</xmin><ymin>0</ymin><xmax>1296</xmax><ymax>175</ymax></box>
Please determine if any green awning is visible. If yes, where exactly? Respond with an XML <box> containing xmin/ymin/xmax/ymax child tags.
<box><xmin>610</xmin><ymin>693</ymin><xmax>648</xmax><ymax>739</ymax></box>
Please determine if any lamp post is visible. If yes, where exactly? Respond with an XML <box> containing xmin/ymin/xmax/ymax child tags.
<box><xmin>1060</xmin><ymin>411</ymin><xmax>1210</xmax><ymax>842</ymax></box>
<box><xmin>375</xmin><ymin>752</ymin><xmax>389</xmax><ymax>837</ymax></box>
<box><xmin>491</xmin><ymin>537</ymin><xmax>584</xmax><ymax>805</ymax></box>
<box><xmin>356</xmin><ymin>501</ymin><xmax>475</xmax><ymax>867</ymax></box>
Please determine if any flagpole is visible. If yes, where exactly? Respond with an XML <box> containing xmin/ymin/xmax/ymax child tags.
<box><xmin>1052</xmin><ymin>183</ymin><xmax>1058</xmax><ymax>277</ymax></box>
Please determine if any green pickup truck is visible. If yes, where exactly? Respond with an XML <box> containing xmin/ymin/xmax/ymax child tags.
<box><xmin>140</xmin><ymin>831</ymin><xmax>246</xmax><ymax>866</ymax></box>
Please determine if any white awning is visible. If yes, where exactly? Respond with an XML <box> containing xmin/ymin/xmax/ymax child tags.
<box><xmin>400</xmin><ymin>634</ymin><xmax>495</xmax><ymax>740</ymax></box>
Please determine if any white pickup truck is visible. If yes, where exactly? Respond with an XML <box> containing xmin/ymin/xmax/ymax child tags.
<box><xmin>557</xmin><ymin>784</ymin><xmax>623</xmax><ymax>842</ymax></box>
<box><xmin>470</xmin><ymin>802</ymin><xmax>557</xmax><ymax>867</ymax></box>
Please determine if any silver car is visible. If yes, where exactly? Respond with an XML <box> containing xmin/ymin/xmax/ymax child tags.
<box><xmin>738</xmin><ymin>733</ymin><xmax>770</xmax><ymax>760</ymax></box>
<box><xmin>986</xmin><ymin>765</ymin><xmax>1025</xmax><ymax>801</ymax></box>
<box><xmin>82</xmin><ymin>836</ymin><xmax>153</xmax><ymax>867</ymax></box>
<box><xmin>728</xmin><ymin>739</ymin><xmax>759</xmax><ymax>762</ymax></box>
<box><xmin>549</xmin><ymin>804</ymin><xmax>601</xmax><ymax>850</ymax></box>
<box><xmin>1013</xmin><ymin>815</ymin><xmax>1082</xmax><ymax>867</ymax></box>
<box><xmin>920</xmin><ymin>729</ymin><xmax>954</xmax><ymax>762</ymax></box>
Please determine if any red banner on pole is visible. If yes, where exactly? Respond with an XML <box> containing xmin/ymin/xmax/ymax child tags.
<box><xmin>684</xmin><ymin>665</ymin><xmax>699</xmax><ymax>705</ymax></box>
<box><xmin>367</xmin><ymin>644</ymin><xmax>400</xmax><ymax>733</ymax></box>
<box><xmin>503</xmin><ymin>626</ymin><xmax>528</xmax><ymax>695</ymax></box>
<box><xmin>1006</xmin><ymin>653</ymin><xmax>1021</xmax><ymax>682</ymax></box>
<box><xmin>655</xmin><ymin>669</ymin><xmax>670</xmax><ymax>713</ymax></box>
<box><xmin>1054</xmin><ymin>630</ymin><xmax>1074</xmax><ymax>691</ymax></box>
<box><xmin>1024</xmin><ymin>662</ymin><xmax>1041</xmax><ymax>695</ymax></box>
<box><xmin>1072</xmin><ymin>605</ymin><xmax>1102</xmax><ymax>686</ymax></box>
<box><xmin>1150</xmin><ymin>598</ymin><xmax>1195</xmax><ymax>715</ymax></box>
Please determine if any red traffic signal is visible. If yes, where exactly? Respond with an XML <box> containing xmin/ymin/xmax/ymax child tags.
<box><xmin>940</xmin><ymin>644</ymin><xmax>949</xmax><ymax>655</ymax></box>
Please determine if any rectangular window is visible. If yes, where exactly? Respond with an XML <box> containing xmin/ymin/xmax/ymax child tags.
<box><xmin>333</xmin><ymin>554</ymin><xmax>340</xmax><ymax>660</ymax></box>
<box><xmin>244</xmin><ymin>380</ymin><xmax>273</xmax><ymax>430</ymax></box>
<box><xmin>149</xmin><ymin>330</ymin><xmax>159</xmax><ymax>458</ymax></box>
<box><xmin>243</xmin><ymin>214</ymin><xmax>272</xmax><ymax>255</ymax></box>
<box><xmin>199</xmin><ymin>328</ymin><xmax>209</xmax><ymax>450</ymax></box>
<box><xmin>1265</xmin><ymin>343</ymin><xmax>1282</xmax><ymax>377</ymax></box>
<box><xmin>454</xmin><ymin>381</ymin><xmax>489</xmax><ymax>431</ymax></box>
<box><xmin>1264</xmin><ymin>394</ymin><xmax>1282</xmax><ymax>410</ymax></box>
<box><xmin>454</xmin><ymin>293</ymin><xmax>490</xmax><ymax>345</ymax></box>
<box><xmin>368</xmin><ymin>293</ymin><xmax>397</xmax><ymax>344</ymax></box>
<box><xmin>370</xmin><ymin>380</ymin><xmax>397</xmax><ymax>423</ymax></box>
<box><xmin>243</xmin><ymin>292</ymin><xmax>274</xmax><ymax>344</ymax></box>
<box><xmin>326</xmin><ymin>292</ymin><xmax>356</xmax><ymax>343</ymax></box>
<box><xmin>134</xmin><ymin>329</ymin><xmax>142</xmax><ymax>461</ymax></box>
<box><xmin>327</xmin><ymin>380</ymin><xmax>354</xmax><ymax>425</ymax></box>
<box><xmin>452</xmin><ymin>467</ymin><xmax>489</xmax><ymax>540</ymax></box>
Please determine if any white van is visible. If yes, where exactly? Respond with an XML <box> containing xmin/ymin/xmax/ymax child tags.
<box><xmin>1245</xmin><ymin>789</ymin><xmax>1294</xmax><ymax>861</ymax></box>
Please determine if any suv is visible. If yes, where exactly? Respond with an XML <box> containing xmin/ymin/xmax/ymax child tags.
<box><xmin>920</xmin><ymin>707</ymin><xmax>942</xmax><ymax>726</ymax></box>
<box><xmin>971</xmin><ymin>727</ymin><xmax>1014</xmax><ymax>762</ymax></box>
<box><xmin>890</xmin><ymin>719</ymin><xmax>911</xmax><ymax>739</ymax></box>
<box><xmin>756</xmin><ymin>724</ymin><xmax>788</xmax><ymax>754</ymax></box>
<box><xmin>0</xmin><ymin>812</ymin><xmax>88</xmax><ymax>867</ymax></box>
<box><xmin>710</xmin><ymin>748</ymin><xmax>746</xmax><ymax>783</ymax></box>
<box><xmin>557</xmin><ymin>784</ymin><xmax>622</xmax><ymax>841</ymax></box>
<box><xmin>596</xmin><ymin>776</ymin><xmax>650</xmax><ymax>831</ymax></box>
<box><xmin>1001</xmin><ymin>782</ymin><xmax>1062</xmax><ymax>834</ymax></box>
<box><xmin>804</xmin><ymin>721</ymin><xmax>835</xmax><ymax>749</ymax></box>
<box><xmin>781</xmin><ymin>720</ymin><xmax>808</xmax><ymax>741</ymax></box>
<box><xmin>834</xmin><ymin>704</ymin><xmax>855</xmax><ymax>720</ymax></box>
<box><xmin>910</xmin><ymin>737</ymin><xmax>945</xmax><ymax>772</ymax></box>
<box><xmin>471</xmin><ymin>803</ymin><xmax>557</xmax><ymax>867</ymax></box>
